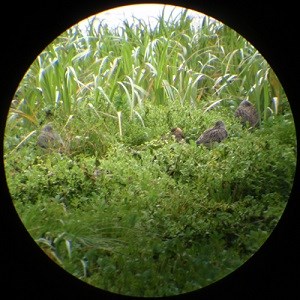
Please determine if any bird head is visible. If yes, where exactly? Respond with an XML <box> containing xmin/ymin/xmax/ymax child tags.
<box><xmin>42</xmin><ymin>124</ymin><xmax>54</xmax><ymax>132</ymax></box>
<box><xmin>240</xmin><ymin>100</ymin><xmax>252</xmax><ymax>107</ymax></box>
<box><xmin>171</xmin><ymin>127</ymin><xmax>183</xmax><ymax>135</ymax></box>
<box><xmin>214</xmin><ymin>121</ymin><xmax>225</xmax><ymax>128</ymax></box>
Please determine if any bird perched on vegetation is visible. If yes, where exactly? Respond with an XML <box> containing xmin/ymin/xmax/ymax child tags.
<box><xmin>235</xmin><ymin>100</ymin><xmax>259</xmax><ymax>127</ymax></box>
<box><xmin>170</xmin><ymin>127</ymin><xmax>185</xmax><ymax>142</ymax></box>
<box><xmin>37</xmin><ymin>124</ymin><xmax>63</xmax><ymax>149</ymax></box>
<box><xmin>196</xmin><ymin>120</ymin><xmax>228</xmax><ymax>147</ymax></box>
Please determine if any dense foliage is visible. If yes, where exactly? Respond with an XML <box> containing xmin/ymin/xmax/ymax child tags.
<box><xmin>4</xmin><ymin>7</ymin><xmax>296</xmax><ymax>297</ymax></box>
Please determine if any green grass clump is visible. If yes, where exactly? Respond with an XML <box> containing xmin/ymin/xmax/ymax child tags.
<box><xmin>4</xmin><ymin>6</ymin><xmax>297</xmax><ymax>298</ymax></box>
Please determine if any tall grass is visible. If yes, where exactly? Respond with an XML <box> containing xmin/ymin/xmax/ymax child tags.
<box><xmin>7</xmin><ymin>8</ymin><xmax>287</xmax><ymax>139</ymax></box>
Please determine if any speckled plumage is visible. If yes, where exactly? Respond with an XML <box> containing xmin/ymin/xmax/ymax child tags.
<box><xmin>235</xmin><ymin>100</ymin><xmax>259</xmax><ymax>127</ymax></box>
<box><xmin>37</xmin><ymin>124</ymin><xmax>63</xmax><ymax>149</ymax></box>
<box><xmin>196</xmin><ymin>121</ymin><xmax>228</xmax><ymax>146</ymax></box>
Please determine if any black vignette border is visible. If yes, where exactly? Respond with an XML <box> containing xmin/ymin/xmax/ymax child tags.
<box><xmin>0</xmin><ymin>1</ymin><xmax>299</xmax><ymax>299</ymax></box>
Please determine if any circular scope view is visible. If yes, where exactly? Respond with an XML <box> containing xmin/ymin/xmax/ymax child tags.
<box><xmin>4</xmin><ymin>4</ymin><xmax>297</xmax><ymax>297</ymax></box>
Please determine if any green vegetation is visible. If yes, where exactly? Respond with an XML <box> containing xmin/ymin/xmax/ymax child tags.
<box><xmin>4</xmin><ymin>7</ymin><xmax>296</xmax><ymax>297</ymax></box>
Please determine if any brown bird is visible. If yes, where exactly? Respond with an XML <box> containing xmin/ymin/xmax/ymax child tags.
<box><xmin>170</xmin><ymin>127</ymin><xmax>185</xmax><ymax>142</ymax></box>
<box><xmin>37</xmin><ymin>124</ymin><xmax>63</xmax><ymax>149</ymax></box>
<box><xmin>196</xmin><ymin>121</ymin><xmax>228</xmax><ymax>146</ymax></box>
<box><xmin>235</xmin><ymin>100</ymin><xmax>259</xmax><ymax>127</ymax></box>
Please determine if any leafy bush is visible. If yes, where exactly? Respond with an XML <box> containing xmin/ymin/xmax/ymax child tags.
<box><xmin>5</xmin><ymin>109</ymin><xmax>296</xmax><ymax>296</ymax></box>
